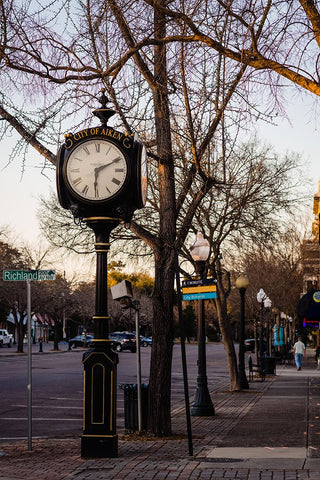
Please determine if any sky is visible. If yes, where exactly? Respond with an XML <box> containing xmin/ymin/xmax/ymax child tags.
<box><xmin>0</xmin><ymin>94</ymin><xmax>319</xmax><ymax>276</ymax></box>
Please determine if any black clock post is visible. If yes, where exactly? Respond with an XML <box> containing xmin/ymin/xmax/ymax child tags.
<box><xmin>56</xmin><ymin>90</ymin><xmax>147</xmax><ymax>458</ymax></box>
<box><xmin>81</xmin><ymin>218</ymin><xmax>120</xmax><ymax>458</ymax></box>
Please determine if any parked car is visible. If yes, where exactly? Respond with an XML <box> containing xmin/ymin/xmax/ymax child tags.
<box><xmin>108</xmin><ymin>331</ymin><xmax>136</xmax><ymax>352</ymax></box>
<box><xmin>0</xmin><ymin>329</ymin><xmax>13</xmax><ymax>348</ymax></box>
<box><xmin>244</xmin><ymin>338</ymin><xmax>267</xmax><ymax>353</ymax></box>
<box><xmin>69</xmin><ymin>334</ymin><xmax>94</xmax><ymax>348</ymax></box>
<box><xmin>140</xmin><ymin>336</ymin><xmax>152</xmax><ymax>347</ymax></box>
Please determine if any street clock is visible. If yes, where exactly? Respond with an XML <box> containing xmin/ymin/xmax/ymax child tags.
<box><xmin>56</xmin><ymin>92</ymin><xmax>148</xmax><ymax>222</ymax></box>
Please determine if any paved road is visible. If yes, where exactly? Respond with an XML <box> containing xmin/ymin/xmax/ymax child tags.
<box><xmin>0</xmin><ymin>341</ymin><xmax>229</xmax><ymax>441</ymax></box>
<box><xmin>1</xmin><ymin>352</ymin><xmax>320</xmax><ymax>480</ymax></box>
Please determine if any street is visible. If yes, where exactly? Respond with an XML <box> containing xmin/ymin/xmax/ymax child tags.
<box><xmin>0</xmin><ymin>342</ymin><xmax>230</xmax><ymax>441</ymax></box>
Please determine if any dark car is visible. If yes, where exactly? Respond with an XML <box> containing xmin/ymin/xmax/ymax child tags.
<box><xmin>244</xmin><ymin>338</ymin><xmax>267</xmax><ymax>353</ymax></box>
<box><xmin>69</xmin><ymin>334</ymin><xmax>94</xmax><ymax>348</ymax></box>
<box><xmin>108</xmin><ymin>331</ymin><xmax>136</xmax><ymax>352</ymax></box>
<box><xmin>140</xmin><ymin>336</ymin><xmax>152</xmax><ymax>347</ymax></box>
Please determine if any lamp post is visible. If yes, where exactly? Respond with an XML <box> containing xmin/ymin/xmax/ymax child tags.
<box><xmin>190</xmin><ymin>232</ymin><xmax>215</xmax><ymax>417</ymax></box>
<box><xmin>235</xmin><ymin>275</ymin><xmax>249</xmax><ymax>389</ymax></box>
<box><xmin>264</xmin><ymin>297</ymin><xmax>272</xmax><ymax>356</ymax></box>
<box><xmin>257</xmin><ymin>288</ymin><xmax>267</xmax><ymax>372</ymax></box>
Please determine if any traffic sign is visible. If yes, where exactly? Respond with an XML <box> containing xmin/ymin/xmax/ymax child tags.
<box><xmin>182</xmin><ymin>292</ymin><xmax>217</xmax><ymax>301</ymax></box>
<box><xmin>3</xmin><ymin>270</ymin><xmax>56</xmax><ymax>281</ymax></box>
<box><xmin>182</xmin><ymin>278</ymin><xmax>217</xmax><ymax>287</ymax></box>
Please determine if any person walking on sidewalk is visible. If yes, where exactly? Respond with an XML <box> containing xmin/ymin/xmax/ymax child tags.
<box><xmin>293</xmin><ymin>336</ymin><xmax>306</xmax><ymax>371</ymax></box>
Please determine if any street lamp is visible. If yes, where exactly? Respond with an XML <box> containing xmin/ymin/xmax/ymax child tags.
<box><xmin>264</xmin><ymin>297</ymin><xmax>272</xmax><ymax>356</ymax></box>
<box><xmin>235</xmin><ymin>275</ymin><xmax>249</xmax><ymax>389</ymax></box>
<box><xmin>256</xmin><ymin>288</ymin><xmax>267</xmax><ymax>373</ymax></box>
<box><xmin>190</xmin><ymin>232</ymin><xmax>215</xmax><ymax>416</ymax></box>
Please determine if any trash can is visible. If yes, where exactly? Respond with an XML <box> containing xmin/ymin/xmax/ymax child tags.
<box><xmin>120</xmin><ymin>383</ymin><xmax>149</xmax><ymax>432</ymax></box>
<box><xmin>264</xmin><ymin>356</ymin><xmax>277</xmax><ymax>375</ymax></box>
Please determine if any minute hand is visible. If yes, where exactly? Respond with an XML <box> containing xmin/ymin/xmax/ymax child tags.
<box><xmin>94</xmin><ymin>157</ymin><xmax>122</xmax><ymax>197</ymax></box>
<box><xmin>94</xmin><ymin>157</ymin><xmax>122</xmax><ymax>175</ymax></box>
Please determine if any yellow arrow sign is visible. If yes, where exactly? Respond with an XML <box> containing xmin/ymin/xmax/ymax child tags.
<box><xmin>182</xmin><ymin>285</ymin><xmax>217</xmax><ymax>294</ymax></box>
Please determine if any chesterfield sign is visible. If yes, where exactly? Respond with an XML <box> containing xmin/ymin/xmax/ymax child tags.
<box><xmin>3</xmin><ymin>270</ymin><xmax>56</xmax><ymax>281</ymax></box>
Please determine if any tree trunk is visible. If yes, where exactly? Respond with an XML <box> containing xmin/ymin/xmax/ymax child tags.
<box><xmin>147</xmin><ymin>2</ymin><xmax>176</xmax><ymax>436</ymax></box>
<box><xmin>16</xmin><ymin>321</ymin><xmax>24</xmax><ymax>354</ymax></box>
<box><xmin>215</xmin><ymin>296</ymin><xmax>240</xmax><ymax>391</ymax></box>
<box><xmin>53</xmin><ymin>321</ymin><xmax>59</xmax><ymax>350</ymax></box>
<box><xmin>214</xmin><ymin>264</ymin><xmax>240</xmax><ymax>392</ymax></box>
<box><xmin>148</xmin><ymin>248</ymin><xmax>175</xmax><ymax>435</ymax></box>
<box><xmin>12</xmin><ymin>309</ymin><xmax>24</xmax><ymax>353</ymax></box>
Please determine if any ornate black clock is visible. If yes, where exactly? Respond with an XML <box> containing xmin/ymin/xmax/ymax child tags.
<box><xmin>57</xmin><ymin>91</ymin><xmax>147</xmax><ymax>222</ymax></box>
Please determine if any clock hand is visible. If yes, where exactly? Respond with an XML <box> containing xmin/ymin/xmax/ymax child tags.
<box><xmin>93</xmin><ymin>157</ymin><xmax>121</xmax><ymax>197</ymax></box>
<box><xmin>94</xmin><ymin>157</ymin><xmax>121</xmax><ymax>175</ymax></box>
<box><xmin>94</xmin><ymin>169</ymin><xmax>99</xmax><ymax>198</ymax></box>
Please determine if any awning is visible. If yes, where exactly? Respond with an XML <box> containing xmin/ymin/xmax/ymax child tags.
<box><xmin>297</xmin><ymin>290</ymin><xmax>320</xmax><ymax>322</ymax></box>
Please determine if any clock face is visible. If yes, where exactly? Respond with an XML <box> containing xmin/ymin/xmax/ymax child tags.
<box><xmin>140</xmin><ymin>145</ymin><xmax>148</xmax><ymax>206</ymax></box>
<box><xmin>65</xmin><ymin>139</ymin><xmax>128</xmax><ymax>201</ymax></box>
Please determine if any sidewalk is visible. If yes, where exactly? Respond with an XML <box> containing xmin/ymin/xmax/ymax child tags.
<box><xmin>1</xmin><ymin>349</ymin><xmax>320</xmax><ymax>480</ymax></box>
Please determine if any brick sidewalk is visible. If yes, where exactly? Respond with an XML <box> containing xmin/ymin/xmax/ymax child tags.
<box><xmin>1</xmin><ymin>360</ymin><xmax>320</xmax><ymax>480</ymax></box>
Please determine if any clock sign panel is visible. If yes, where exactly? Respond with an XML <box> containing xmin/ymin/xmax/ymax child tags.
<box><xmin>64</xmin><ymin>139</ymin><xmax>128</xmax><ymax>202</ymax></box>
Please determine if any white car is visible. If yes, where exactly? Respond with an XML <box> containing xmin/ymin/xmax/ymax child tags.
<box><xmin>0</xmin><ymin>329</ymin><xmax>13</xmax><ymax>348</ymax></box>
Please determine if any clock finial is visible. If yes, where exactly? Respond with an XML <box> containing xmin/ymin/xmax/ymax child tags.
<box><xmin>92</xmin><ymin>88</ymin><xmax>116</xmax><ymax>126</ymax></box>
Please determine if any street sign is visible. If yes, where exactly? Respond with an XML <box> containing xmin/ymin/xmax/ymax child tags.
<box><xmin>182</xmin><ymin>278</ymin><xmax>217</xmax><ymax>287</ymax></box>
<box><xmin>181</xmin><ymin>279</ymin><xmax>217</xmax><ymax>301</ymax></box>
<box><xmin>3</xmin><ymin>270</ymin><xmax>56</xmax><ymax>281</ymax></box>
<box><xmin>182</xmin><ymin>292</ymin><xmax>217</xmax><ymax>301</ymax></box>
<box><xmin>182</xmin><ymin>285</ymin><xmax>216</xmax><ymax>295</ymax></box>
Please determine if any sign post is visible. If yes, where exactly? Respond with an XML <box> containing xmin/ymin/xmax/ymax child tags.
<box><xmin>3</xmin><ymin>269</ymin><xmax>55</xmax><ymax>451</ymax></box>
<box><xmin>27</xmin><ymin>280</ymin><xmax>32</xmax><ymax>451</ymax></box>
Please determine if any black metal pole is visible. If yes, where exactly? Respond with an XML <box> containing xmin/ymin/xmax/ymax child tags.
<box><xmin>266</xmin><ymin>307</ymin><xmax>270</xmax><ymax>356</ymax></box>
<box><xmin>259</xmin><ymin>301</ymin><xmax>264</xmax><ymax>373</ymax></box>
<box><xmin>238</xmin><ymin>288</ymin><xmax>249</xmax><ymax>389</ymax></box>
<box><xmin>81</xmin><ymin>219</ymin><xmax>119</xmax><ymax>458</ymax></box>
<box><xmin>174</xmin><ymin>252</ymin><xmax>193</xmax><ymax>456</ymax></box>
<box><xmin>191</xmin><ymin>261</ymin><xmax>215</xmax><ymax>417</ymax></box>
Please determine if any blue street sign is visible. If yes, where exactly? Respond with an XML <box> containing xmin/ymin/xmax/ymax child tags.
<box><xmin>182</xmin><ymin>291</ymin><xmax>217</xmax><ymax>301</ymax></box>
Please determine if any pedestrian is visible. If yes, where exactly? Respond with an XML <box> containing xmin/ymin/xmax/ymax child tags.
<box><xmin>293</xmin><ymin>336</ymin><xmax>306</xmax><ymax>371</ymax></box>
<box><xmin>315</xmin><ymin>345</ymin><xmax>320</xmax><ymax>369</ymax></box>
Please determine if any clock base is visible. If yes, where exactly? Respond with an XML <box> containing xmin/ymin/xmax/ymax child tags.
<box><xmin>81</xmin><ymin>434</ymin><xmax>118</xmax><ymax>458</ymax></box>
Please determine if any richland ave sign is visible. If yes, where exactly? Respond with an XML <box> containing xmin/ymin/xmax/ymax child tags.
<box><xmin>3</xmin><ymin>270</ymin><xmax>56</xmax><ymax>281</ymax></box>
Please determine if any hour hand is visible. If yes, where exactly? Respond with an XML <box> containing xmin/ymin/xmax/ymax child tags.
<box><xmin>94</xmin><ymin>170</ymin><xmax>99</xmax><ymax>198</ymax></box>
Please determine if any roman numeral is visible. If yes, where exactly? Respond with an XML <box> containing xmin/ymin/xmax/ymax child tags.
<box><xmin>82</xmin><ymin>145</ymin><xmax>90</xmax><ymax>155</ymax></box>
<box><xmin>115</xmin><ymin>168</ymin><xmax>124</xmax><ymax>172</ymax></box>
<box><xmin>112</xmin><ymin>178</ymin><xmax>121</xmax><ymax>185</ymax></box>
<box><xmin>72</xmin><ymin>177</ymin><xmax>82</xmax><ymax>186</ymax></box>
<box><xmin>82</xmin><ymin>185</ymin><xmax>89</xmax><ymax>195</ymax></box>
<box><xmin>95</xmin><ymin>143</ymin><xmax>100</xmax><ymax>153</ymax></box>
<box><xmin>71</xmin><ymin>168</ymin><xmax>80</xmax><ymax>173</ymax></box>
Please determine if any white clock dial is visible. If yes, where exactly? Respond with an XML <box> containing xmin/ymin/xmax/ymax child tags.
<box><xmin>65</xmin><ymin>140</ymin><xmax>127</xmax><ymax>201</ymax></box>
